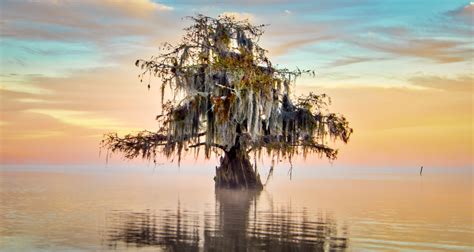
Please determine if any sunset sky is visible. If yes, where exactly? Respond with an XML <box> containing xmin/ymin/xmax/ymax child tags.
<box><xmin>0</xmin><ymin>0</ymin><xmax>472</xmax><ymax>169</ymax></box>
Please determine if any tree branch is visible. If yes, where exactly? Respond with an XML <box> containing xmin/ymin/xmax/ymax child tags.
<box><xmin>188</xmin><ymin>142</ymin><xmax>226</xmax><ymax>151</ymax></box>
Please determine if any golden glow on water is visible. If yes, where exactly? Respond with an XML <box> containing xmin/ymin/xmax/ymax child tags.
<box><xmin>0</xmin><ymin>170</ymin><xmax>472</xmax><ymax>251</ymax></box>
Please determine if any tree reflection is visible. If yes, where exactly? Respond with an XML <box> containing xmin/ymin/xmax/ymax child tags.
<box><xmin>105</xmin><ymin>189</ymin><xmax>348</xmax><ymax>251</ymax></box>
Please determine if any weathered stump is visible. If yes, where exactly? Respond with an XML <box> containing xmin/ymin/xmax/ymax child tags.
<box><xmin>214</xmin><ymin>147</ymin><xmax>263</xmax><ymax>190</ymax></box>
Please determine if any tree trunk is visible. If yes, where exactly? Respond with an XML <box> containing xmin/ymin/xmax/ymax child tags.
<box><xmin>214</xmin><ymin>147</ymin><xmax>263</xmax><ymax>190</ymax></box>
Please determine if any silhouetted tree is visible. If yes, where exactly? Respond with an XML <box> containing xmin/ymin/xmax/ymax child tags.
<box><xmin>102</xmin><ymin>14</ymin><xmax>353</xmax><ymax>189</ymax></box>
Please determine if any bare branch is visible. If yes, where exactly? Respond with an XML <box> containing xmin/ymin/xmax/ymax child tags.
<box><xmin>188</xmin><ymin>142</ymin><xmax>226</xmax><ymax>151</ymax></box>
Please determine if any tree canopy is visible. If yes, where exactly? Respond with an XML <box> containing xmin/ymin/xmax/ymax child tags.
<box><xmin>102</xmin><ymin>14</ymin><xmax>352</xmax><ymax>169</ymax></box>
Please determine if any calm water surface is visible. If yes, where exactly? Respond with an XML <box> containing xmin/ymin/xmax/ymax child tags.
<box><xmin>0</xmin><ymin>167</ymin><xmax>472</xmax><ymax>251</ymax></box>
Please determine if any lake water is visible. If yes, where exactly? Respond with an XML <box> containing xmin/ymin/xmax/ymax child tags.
<box><xmin>0</xmin><ymin>165</ymin><xmax>472</xmax><ymax>251</ymax></box>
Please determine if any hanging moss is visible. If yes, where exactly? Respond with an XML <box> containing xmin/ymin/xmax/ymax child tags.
<box><xmin>102</xmin><ymin>14</ymin><xmax>353</xmax><ymax>170</ymax></box>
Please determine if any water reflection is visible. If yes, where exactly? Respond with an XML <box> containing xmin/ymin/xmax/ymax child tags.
<box><xmin>105</xmin><ymin>189</ymin><xmax>348</xmax><ymax>251</ymax></box>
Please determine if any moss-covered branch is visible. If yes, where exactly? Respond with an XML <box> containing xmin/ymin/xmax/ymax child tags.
<box><xmin>102</xmin><ymin>14</ymin><xmax>353</xmax><ymax>167</ymax></box>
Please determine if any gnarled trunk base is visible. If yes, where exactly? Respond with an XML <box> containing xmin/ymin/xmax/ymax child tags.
<box><xmin>214</xmin><ymin>148</ymin><xmax>263</xmax><ymax>190</ymax></box>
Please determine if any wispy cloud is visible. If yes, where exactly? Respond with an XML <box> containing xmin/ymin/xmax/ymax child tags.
<box><xmin>354</xmin><ymin>29</ymin><xmax>471</xmax><ymax>63</ymax></box>
<box><xmin>1</xmin><ymin>66</ymin><xmax>160</xmax><ymax>133</ymax></box>
<box><xmin>261</xmin><ymin>18</ymin><xmax>351</xmax><ymax>57</ymax></box>
<box><xmin>408</xmin><ymin>74</ymin><xmax>473</xmax><ymax>92</ymax></box>
<box><xmin>327</xmin><ymin>56</ymin><xmax>388</xmax><ymax>68</ymax></box>
<box><xmin>446</xmin><ymin>2</ymin><xmax>474</xmax><ymax>24</ymax></box>
<box><xmin>270</xmin><ymin>36</ymin><xmax>333</xmax><ymax>56</ymax></box>
<box><xmin>99</xmin><ymin>0</ymin><xmax>173</xmax><ymax>13</ymax></box>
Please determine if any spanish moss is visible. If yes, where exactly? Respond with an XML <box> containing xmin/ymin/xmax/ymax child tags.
<box><xmin>102</xmin><ymin>14</ymin><xmax>353</xmax><ymax>189</ymax></box>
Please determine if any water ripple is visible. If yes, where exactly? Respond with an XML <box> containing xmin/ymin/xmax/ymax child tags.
<box><xmin>104</xmin><ymin>189</ymin><xmax>348</xmax><ymax>251</ymax></box>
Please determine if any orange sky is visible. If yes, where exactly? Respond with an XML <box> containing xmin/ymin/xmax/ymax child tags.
<box><xmin>0</xmin><ymin>1</ymin><xmax>472</xmax><ymax>169</ymax></box>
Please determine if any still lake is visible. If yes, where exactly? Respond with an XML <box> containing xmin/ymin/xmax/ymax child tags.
<box><xmin>0</xmin><ymin>165</ymin><xmax>472</xmax><ymax>251</ymax></box>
